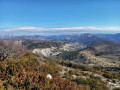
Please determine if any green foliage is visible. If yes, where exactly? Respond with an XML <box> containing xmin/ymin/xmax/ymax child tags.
<box><xmin>58</xmin><ymin>60</ymin><xmax>109</xmax><ymax>90</ymax></box>
<box><xmin>73</xmin><ymin>77</ymin><xmax>109</xmax><ymax>90</ymax></box>
<box><xmin>113</xmin><ymin>87</ymin><xmax>120</xmax><ymax>90</ymax></box>
<box><xmin>90</xmin><ymin>68</ymin><xmax>120</xmax><ymax>80</ymax></box>
<box><xmin>102</xmin><ymin>72</ymin><xmax>120</xmax><ymax>80</ymax></box>
<box><xmin>23</xmin><ymin>40</ymin><xmax>63</xmax><ymax>50</ymax></box>
<box><xmin>57</xmin><ymin>50</ymin><xmax>80</xmax><ymax>60</ymax></box>
<box><xmin>58</xmin><ymin>60</ymin><xmax>89</xmax><ymax>71</ymax></box>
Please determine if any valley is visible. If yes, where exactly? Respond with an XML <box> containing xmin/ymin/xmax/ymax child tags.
<box><xmin>0</xmin><ymin>33</ymin><xmax>120</xmax><ymax>90</ymax></box>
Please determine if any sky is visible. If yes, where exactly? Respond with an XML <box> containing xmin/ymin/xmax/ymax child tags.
<box><xmin>0</xmin><ymin>0</ymin><xmax>120</xmax><ymax>35</ymax></box>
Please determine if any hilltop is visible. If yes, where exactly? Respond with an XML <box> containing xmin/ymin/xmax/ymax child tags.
<box><xmin>0</xmin><ymin>51</ymin><xmax>119</xmax><ymax>90</ymax></box>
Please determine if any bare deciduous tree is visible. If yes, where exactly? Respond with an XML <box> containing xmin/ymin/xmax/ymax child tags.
<box><xmin>0</xmin><ymin>35</ymin><xmax>25</xmax><ymax>61</ymax></box>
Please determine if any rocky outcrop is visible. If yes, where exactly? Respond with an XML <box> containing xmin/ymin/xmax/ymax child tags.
<box><xmin>32</xmin><ymin>48</ymin><xmax>54</xmax><ymax>57</ymax></box>
<box><xmin>32</xmin><ymin>42</ymin><xmax>86</xmax><ymax>57</ymax></box>
<box><xmin>60</xmin><ymin>42</ymin><xmax>86</xmax><ymax>51</ymax></box>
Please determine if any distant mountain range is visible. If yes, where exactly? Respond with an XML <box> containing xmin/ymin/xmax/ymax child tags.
<box><xmin>14</xmin><ymin>33</ymin><xmax>120</xmax><ymax>43</ymax></box>
<box><xmin>20</xmin><ymin>33</ymin><xmax>120</xmax><ymax>68</ymax></box>
<box><xmin>98</xmin><ymin>33</ymin><xmax>120</xmax><ymax>42</ymax></box>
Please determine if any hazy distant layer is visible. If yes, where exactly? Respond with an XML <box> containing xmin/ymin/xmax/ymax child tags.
<box><xmin>0</xmin><ymin>26</ymin><xmax>120</xmax><ymax>36</ymax></box>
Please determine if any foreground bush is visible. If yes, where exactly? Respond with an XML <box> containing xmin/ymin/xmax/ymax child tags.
<box><xmin>0</xmin><ymin>52</ymin><xmax>76</xmax><ymax>90</ymax></box>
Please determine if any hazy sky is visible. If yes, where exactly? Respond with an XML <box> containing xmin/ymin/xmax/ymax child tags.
<box><xmin>0</xmin><ymin>0</ymin><xmax>120</xmax><ymax>35</ymax></box>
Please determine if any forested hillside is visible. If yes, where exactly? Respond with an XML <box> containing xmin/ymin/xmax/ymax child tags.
<box><xmin>0</xmin><ymin>37</ymin><xmax>119</xmax><ymax>90</ymax></box>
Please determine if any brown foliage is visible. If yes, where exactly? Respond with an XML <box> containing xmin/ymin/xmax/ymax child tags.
<box><xmin>52</xmin><ymin>77</ymin><xmax>76</xmax><ymax>90</ymax></box>
<box><xmin>0</xmin><ymin>52</ymin><xmax>77</xmax><ymax>90</ymax></box>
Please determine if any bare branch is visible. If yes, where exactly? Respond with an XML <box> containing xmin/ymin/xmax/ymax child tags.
<box><xmin>0</xmin><ymin>35</ymin><xmax>25</xmax><ymax>61</ymax></box>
